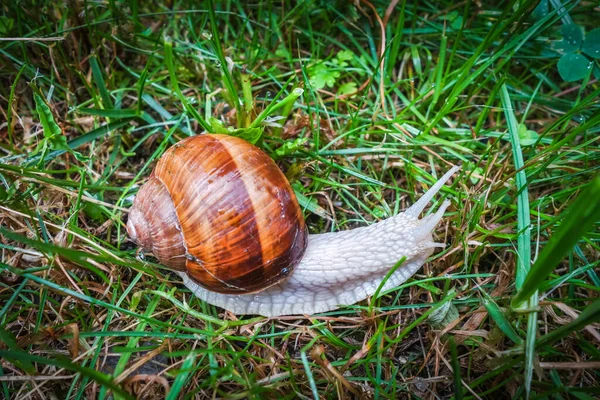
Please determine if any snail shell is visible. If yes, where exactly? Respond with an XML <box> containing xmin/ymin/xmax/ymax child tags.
<box><xmin>126</xmin><ymin>134</ymin><xmax>308</xmax><ymax>294</ymax></box>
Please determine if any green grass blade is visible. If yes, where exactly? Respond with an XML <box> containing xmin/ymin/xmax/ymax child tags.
<box><xmin>448</xmin><ymin>336</ymin><xmax>463</xmax><ymax>400</ymax></box>
<box><xmin>481</xmin><ymin>294</ymin><xmax>522</xmax><ymax>345</ymax></box>
<box><xmin>207</xmin><ymin>0</ymin><xmax>241</xmax><ymax>123</ymax></box>
<box><xmin>100</xmin><ymin>286</ymin><xmax>165</xmax><ymax>400</ymax></box>
<box><xmin>500</xmin><ymin>82</ymin><xmax>536</xmax><ymax>399</ymax></box>
<box><xmin>78</xmin><ymin>108</ymin><xmax>140</xmax><ymax>118</ymax></box>
<box><xmin>512</xmin><ymin>175</ymin><xmax>600</xmax><ymax>307</ymax></box>
<box><xmin>166</xmin><ymin>352</ymin><xmax>197</xmax><ymax>400</ymax></box>
<box><xmin>163</xmin><ymin>38</ymin><xmax>212</xmax><ymax>133</ymax></box>
<box><xmin>431</xmin><ymin>34</ymin><xmax>447</xmax><ymax>107</ymax></box>
<box><xmin>6</xmin><ymin>63</ymin><xmax>27</xmax><ymax>151</ymax></box>
<box><xmin>500</xmin><ymin>84</ymin><xmax>531</xmax><ymax>289</ymax></box>
<box><xmin>369</xmin><ymin>257</ymin><xmax>407</xmax><ymax>313</ymax></box>
<box><xmin>0</xmin><ymin>351</ymin><xmax>134</xmax><ymax>399</ymax></box>
<box><xmin>0</xmin><ymin>279</ymin><xmax>28</xmax><ymax>324</ymax></box>
<box><xmin>301</xmin><ymin>337</ymin><xmax>321</xmax><ymax>400</ymax></box>
<box><xmin>0</xmin><ymin>327</ymin><xmax>36</xmax><ymax>374</ymax></box>
<box><xmin>89</xmin><ymin>56</ymin><xmax>114</xmax><ymax>109</ymax></box>
<box><xmin>33</xmin><ymin>92</ymin><xmax>62</xmax><ymax>138</ymax></box>
<box><xmin>249</xmin><ymin>87</ymin><xmax>303</xmax><ymax>129</ymax></box>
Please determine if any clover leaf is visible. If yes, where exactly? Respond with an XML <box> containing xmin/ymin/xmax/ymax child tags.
<box><xmin>582</xmin><ymin>28</ymin><xmax>600</xmax><ymax>59</ymax></box>
<box><xmin>553</xmin><ymin>24</ymin><xmax>596</xmax><ymax>82</ymax></box>
<box><xmin>554</xmin><ymin>24</ymin><xmax>583</xmax><ymax>54</ymax></box>
<box><xmin>557</xmin><ymin>53</ymin><xmax>593</xmax><ymax>82</ymax></box>
<box><xmin>518</xmin><ymin>124</ymin><xmax>539</xmax><ymax>147</ymax></box>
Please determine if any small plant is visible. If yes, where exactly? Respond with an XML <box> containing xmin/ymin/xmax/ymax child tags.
<box><xmin>308</xmin><ymin>50</ymin><xmax>361</xmax><ymax>94</ymax></box>
<box><xmin>554</xmin><ymin>24</ymin><xmax>600</xmax><ymax>82</ymax></box>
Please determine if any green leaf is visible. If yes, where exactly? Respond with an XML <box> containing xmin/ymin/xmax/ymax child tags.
<box><xmin>517</xmin><ymin>124</ymin><xmax>539</xmax><ymax>146</ymax></box>
<box><xmin>48</xmin><ymin>133</ymin><xmax>70</xmax><ymax>152</ymax></box>
<box><xmin>481</xmin><ymin>295</ymin><xmax>522</xmax><ymax>345</ymax></box>
<box><xmin>555</xmin><ymin>24</ymin><xmax>583</xmax><ymax>54</ymax></box>
<box><xmin>428</xmin><ymin>300</ymin><xmax>459</xmax><ymax>328</ymax></box>
<box><xmin>207</xmin><ymin>118</ymin><xmax>263</xmax><ymax>144</ymax></box>
<box><xmin>582</xmin><ymin>28</ymin><xmax>600</xmax><ymax>59</ymax></box>
<box><xmin>83</xmin><ymin>202</ymin><xmax>106</xmax><ymax>222</ymax></box>
<box><xmin>309</xmin><ymin>63</ymin><xmax>339</xmax><ymax>90</ymax></box>
<box><xmin>531</xmin><ymin>0</ymin><xmax>548</xmax><ymax>20</ymax></box>
<box><xmin>0</xmin><ymin>16</ymin><xmax>14</xmax><ymax>34</ymax></box>
<box><xmin>0</xmin><ymin>327</ymin><xmax>36</xmax><ymax>374</ymax></box>
<box><xmin>31</xmin><ymin>90</ymin><xmax>88</xmax><ymax>163</ymax></box>
<box><xmin>274</xmin><ymin>137</ymin><xmax>308</xmax><ymax>158</ymax></box>
<box><xmin>558</xmin><ymin>53</ymin><xmax>592</xmax><ymax>82</ymax></box>
<box><xmin>512</xmin><ymin>176</ymin><xmax>600</xmax><ymax>308</ymax></box>
<box><xmin>33</xmin><ymin>93</ymin><xmax>62</xmax><ymax>139</ymax></box>
<box><xmin>229</xmin><ymin>127</ymin><xmax>263</xmax><ymax>144</ymax></box>
<box><xmin>451</xmin><ymin>15</ymin><xmax>464</xmax><ymax>30</ymax></box>
<box><xmin>249</xmin><ymin>87</ymin><xmax>304</xmax><ymax>129</ymax></box>
<box><xmin>337</xmin><ymin>81</ymin><xmax>357</xmax><ymax>96</ymax></box>
<box><xmin>334</xmin><ymin>49</ymin><xmax>354</xmax><ymax>67</ymax></box>
<box><xmin>208</xmin><ymin>117</ymin><xmax>230</xmax><ymax>134</ymax></box>
<box><xmin>292</xmin><ymin>183</ymin><xmax>331</xmax><ymax>220</ymax></box>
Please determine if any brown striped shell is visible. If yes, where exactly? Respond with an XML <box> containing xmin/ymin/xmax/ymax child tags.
<box><xmin>126</xmin><ymin>134</ymin><xmax>308</xmax><ymax>294</ymax></box>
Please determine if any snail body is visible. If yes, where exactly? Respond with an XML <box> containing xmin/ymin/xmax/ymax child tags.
<box><xmin>127</xmin><ymin>134</ymin><xmax>458</xmax><ymax>317</ymax></box>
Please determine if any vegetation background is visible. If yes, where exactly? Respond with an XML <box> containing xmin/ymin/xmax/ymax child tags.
<box><xmin>1</xmin><ymin>0</ymin><xmax>599</xmax><ymax>399</ymax></box>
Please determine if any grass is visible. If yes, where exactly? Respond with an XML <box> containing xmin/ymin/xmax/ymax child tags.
<box><xmin>1</xmin><ymin>0</ymin><xmax>600</xmax><ymax>398</ymax></box>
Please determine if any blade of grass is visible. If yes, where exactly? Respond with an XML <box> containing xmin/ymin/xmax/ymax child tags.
<box><xmin>6</xmin><ymin>63</ymin><xmax>27</xmax><ymax>152</ymax></box>
<box><xmin>512</xmin><ymin>175</ymin><xmax>600</xmax><ymax>307</ymax></box>
<box><xmin>301</xmin><ymin>337</ymin><xmax>322</xmax><ymax>400</ymax></box>
<box><xmin>207</xmin><ymin>0</ymin><xmax>241</xmax><ymax>124</ymax></box>
<box><xmin>0</xmin><ymin>351</ymin><xmax>134</xmax><ymax>400</ymax></box>
<box><xmin>89</xmin><ymin>56</ymin><xmax>114</xmax><ymax>109</ymax></box>
<box><xmin>430</xmin><ymin>33</ymin><xmax>447</xmax><ymax>108</ymax></box>
<box><xmin>481</xmin><ymin>294</ymin><xmax>523</xmax><ymax>345</ymax></box>
<box><xmin>500</xmin><ymin>84</ymin><xmax>532</xmax><ymax>289</ymax></box>
<box><xmin>163</xmin><ymin>38</ymin><xmax>212</xmax><ymax>133</ymax></box>
<box><xmin>0</xmin><ymin>276</ymin><xmax>27</xmax><ymax>326</ymax></box>
<box><xmin>500</xmin><ymin>83</ymin><xmax>536</xmax><ymax>399</ymax></box>
<box><xmin>99</xmin><ymin>284</ymin><xmax>165</xmax><ymax>400</ymax></box>
<box><xmin>0</xmin><ymin>327</ymin><xmax>36</xmax><ymax>374</ymax></box>
<box><xmin>249</xmin><ymin>87</ymin><xmax>303</xmax><ymax>129</ymax></box>
<box><xmin>71</xmin><ymin>272</ymin><xmax>145</xmax><ymax>399</ymax></box>
<box><xmin>448</xmin><ymin>336</ymin><xmax>463</xmax><ymax>400</ymax></box>
<box><xmin>78</xmin><ymin>108</ymin><xmax>140</xmax><ymax>118</ymax></box>
<box><xmin>166</xmin><ymin>352</ymin><xmax>197</xmax><ymax>400</ymax></box>
<box><xmin>0</xmin><ymin>262</ymin><xmax>215</xmax><ymax>336</ymax></box>
<box><xmin>369</xmin><ymin>257</ymin><xmax>406</xmax><ymax>314</ymax></box>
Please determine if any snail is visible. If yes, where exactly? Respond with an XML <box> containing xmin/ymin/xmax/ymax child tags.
<box><xmin>127</xmin><ymin>134</ymin><xmax>459</xmax><ymax>317</ymax></box>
